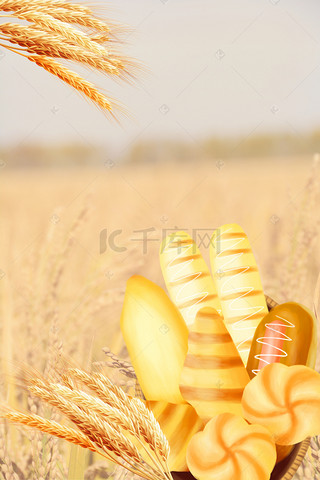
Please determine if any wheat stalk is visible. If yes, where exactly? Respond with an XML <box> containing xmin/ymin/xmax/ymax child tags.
<box><xmin>3</xmin><ymin>369</ymin><xmax>173</xmax><ymax>480</ymax></box>
<box><xmin>3</xmin><ymin>410</ymin><xmax>98</xmax><ymax>452</ymax></box>
<box><xmin>0</xmin><ymin>0</ymin><xmax>136</xmax><ymax>117</ymax></box>
<box><xmin>51</xmin><ymin>382</ymin><xmax>171</xmax><ymax>476</ymax></box>
<box><xmin>52</xmin><ymin>383</ymin><xmax>138</xmax><ymax>436</ymax></box>
<box><xmin>100</xmin><ymin>347</ymin><xmax>137</xmax><ymax>379</ymax></box>
<box><xmin>29</xmin><ymin>56</ymin><xmax>115</xmax><ymax>114</ymax></box>
<box><xmin>68</xmin><ymin>368</ymin><xmax>170</xmax><ymax>461</ymax></box>
<box><xmin>28</xmin><ymin>382</ymin><xmax>158</xmax><ymax>480</ymax></box>
<box><xmin>11</xmin><ymin>10</ymin><xmax>110</xmax><ymax>56</ymax></box>
<box><xmin>0</xmin><ymin>24</ymin><xmax>121</xmax><ymax>74</ymax></box>
<box><xmin>0</xmin><ymin>0</ymin><xmax>94</xmax><ymax>16</ymax></box>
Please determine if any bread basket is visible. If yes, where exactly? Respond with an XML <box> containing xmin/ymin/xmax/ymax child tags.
<box><xmin>136</xmin><ymin>296</ymin><xmax>311</xmax><ymax>480</ymax></box>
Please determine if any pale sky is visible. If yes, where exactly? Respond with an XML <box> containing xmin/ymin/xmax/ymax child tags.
<box><xmin>1</xmin><ymin>0</ymin><xmax>320</xmax><ymax>156</ymax></box>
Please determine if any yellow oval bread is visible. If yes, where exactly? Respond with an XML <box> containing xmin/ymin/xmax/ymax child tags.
<box><xmin>210</xmin><ymin>224</ymin><xmax>268</xmax><ymax>365</ymax></box>
<box><xmin>160</xmin><ymin>231</ymin><xmax>221</xmax><ymax>327</ymax></box>
<box><xmin>120</xmin><ymin>275</ymin><xmax>188</xmax><ymax>404</ymax></box>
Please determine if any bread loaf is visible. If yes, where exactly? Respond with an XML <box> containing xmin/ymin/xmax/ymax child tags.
<box><xmin>179</xmin><ymin>307</ymin><xmax>250</xmax><ymax>423</ymax></box>
<box><xmin>210</xmin><ymin>223</ymin><xmax>268</xmax><ymax>365</ymax></box>
<box><xmin>242</xmin><ymin>363</ymin><xmax>320</xmax><ymax>445</ymax></box>
<box><xmin>120</xmin><ymin>275</ymin><xmax>188</xmax><ymax>404</ymax></box>
<box><xmin>186</xmin><ymin>412</ymin><xmax>276</xmax><ymax>480</ymax></box>
<box><xmin>160</xmin><ymin>231</ymin><xmax>221</xmax><ymax>327</ymax></box>
<box><xmin>246</xmin><ymin>302</ymin><xmax>317</xmax><ymax>378</ymax></box>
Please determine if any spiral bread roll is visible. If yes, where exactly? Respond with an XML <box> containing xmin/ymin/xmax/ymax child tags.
<box><xmin>120</xmin><ymin>275</ymin><xmax>188</xmax><ymax>404</ymax></box>
<box><xmin>242</xmin><ymin>363</ymin><xmax>320</xmax><ymax>445</ymax></box>
<box><xmin>210</xmin><ymin>223</ymin><xmax>268</xmax><ymax>366</ymax></box>
<box><xmin>160</xmin><ymin>231</ymin><xmax>222</xmax><ymax>327</ymax></box>
<box><xmin>246</xmin><ymin>302</ymin><xmax>317</xmax><ymax>378</ymax></box>
<box><xmin>146</xmin><ymin>401</ymin><xmax>203</xmax><ymax>471</ymax></box>
<box><xmin>179</xmin><ymin>307</ymin><xmax>250</xmax><ymax>423</ymax></box>
<box><xmin>186</xmin><ymin>412</ymin><xmax>276</xmax><ymax>480</ymax></box>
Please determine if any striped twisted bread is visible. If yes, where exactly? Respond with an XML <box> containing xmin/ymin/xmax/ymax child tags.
<box><xmin>187</xmin><ymin>412</ymin><xmax>276</xmax><ymax>480</ymax></box>
<box><xmin>210</xmin><ymin>223</ymin><xmax>268</xmax><ymax>365</ymax></box>
<box><xmin>242</xmin><ymin>363</ymin><xmax>320</xmax><ymax>445</ymax></box>
<box><xmin>160</xmin><ymin>231</ymin><xmax>222</xmax><ymax>327</ymax></box>
<box><xmin>179</xmin><ymin>307</ymin><xmax>250</xmax><ymax>423</ymax></box>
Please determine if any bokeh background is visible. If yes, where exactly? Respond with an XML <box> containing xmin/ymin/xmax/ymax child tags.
<box><xmin>1</xmin><ymin>0</ymin><xmax>320</xmax><ymax>479</ymax></box>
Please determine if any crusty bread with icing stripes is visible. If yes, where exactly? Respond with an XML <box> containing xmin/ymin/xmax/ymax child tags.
<box><xmin>160</xmin><ymin>231</ymin><xmax>222</xmax><ymax>327</ymax></box>
<box><xmin>146</xmin><ymin>400</ymin><xmax>203</xmax><ymax>471</ymax></box>
<box><xmin>210</xmin><ymin>223</ymin><xmax>268</xmax><ymax>366</ymax></box>
<box><xmin>179</xmin><ymin>307</ymin><xmax>250</xmax><ymax>423</ymax></box>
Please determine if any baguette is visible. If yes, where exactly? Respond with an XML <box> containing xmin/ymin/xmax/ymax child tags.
<box><xmin>210</xmin><ymin>223</ymin><xmax>268</xmax><ymax>365</ymax></box>
<box><xmin>160</xmin><ymin>230</ymin><xmax>221</xmax><ymax>327</ymax></box>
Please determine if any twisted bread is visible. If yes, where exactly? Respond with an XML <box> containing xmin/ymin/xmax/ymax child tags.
<box><xmin>179</xmin><ymin>307</ymin><xmax>250</xmax><ymax>423</ymax></box>
<box><xmin>242</xmin><ymin>363</ymin><xmax>320</xmax><ymax>445</ymax></box>
<box><xmin>187</xmin><ymin>412</ymin><xmax>276</xmax><ymax>480</ymax></box>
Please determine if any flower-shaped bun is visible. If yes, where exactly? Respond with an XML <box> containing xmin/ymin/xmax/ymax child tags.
<box><xmin>186</xmin><ymin>413</ymin><xmax>276</xmax><ymax>480</ymax></box>
<box><xmin>242</xmin><ymin>363</ymin><xmax>320</xmax><ymax>445</ymax></box>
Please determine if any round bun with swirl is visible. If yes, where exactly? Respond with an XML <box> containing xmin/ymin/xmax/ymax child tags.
<box><xmin>242</xmin><ymin>363</ymin><xmax>320</xmax><ymax>445</ymax></box>
<box><xmin>186</xmin><ymin>412</ymin><xmax>276</xmax><ymax>480</ymax></box>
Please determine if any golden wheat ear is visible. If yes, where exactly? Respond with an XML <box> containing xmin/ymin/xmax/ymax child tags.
<box><xmin>0</xmin><ymin>0</ymin><xmax>138</xmax><ymax>119</ymax></box>
<box><xmin>1</xmin><ymin>362</ymin><xmax>174</xmax><ymax>480</ymax></box>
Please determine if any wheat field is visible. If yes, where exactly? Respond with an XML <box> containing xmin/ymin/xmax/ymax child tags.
<box><xmin>1</xmin><ymin>157</ymin><xmax>320</xmax><ymax>479</ymax></box>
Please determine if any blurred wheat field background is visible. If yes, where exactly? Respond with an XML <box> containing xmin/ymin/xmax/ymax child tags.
<box><xmin>1</xmin><ymin>157</ymin><xmax>320</xmax><ymax>479</ymax></box>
